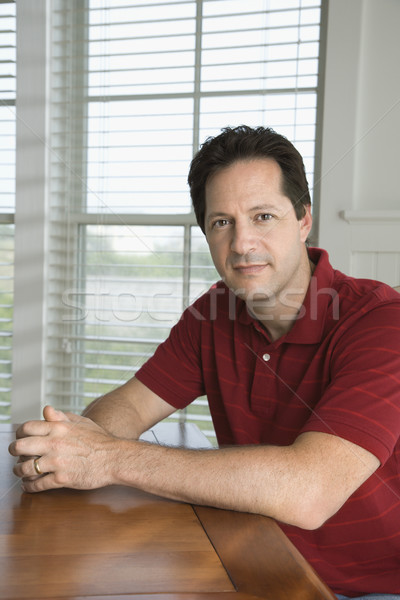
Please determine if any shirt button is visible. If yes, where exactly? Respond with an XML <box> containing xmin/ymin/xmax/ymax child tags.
<box><xmin>262</xmin><ymin>353</ymin><xmax>271</xmax><ymax>362</ymax></box>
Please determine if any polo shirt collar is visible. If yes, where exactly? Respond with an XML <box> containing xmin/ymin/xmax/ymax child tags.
<box><xmin>236</xmin><ymin>248</ymin><xmax>336</xmax><ymax>346</ymax></box>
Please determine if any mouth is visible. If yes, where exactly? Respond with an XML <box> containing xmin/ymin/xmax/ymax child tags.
<box><xmin>232</xmin><ymin>264</ymin><xmax>267</xmax><ymax>275</ymax></box>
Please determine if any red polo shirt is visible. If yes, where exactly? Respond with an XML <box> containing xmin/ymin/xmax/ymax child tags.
<box><xmin>136</xmin><ymin>248</ymin><xmax>400</xmax><ymax>597</ymax></box>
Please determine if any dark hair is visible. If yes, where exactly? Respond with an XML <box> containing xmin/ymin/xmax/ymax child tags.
<box><xmin>188</xmin><ymin>125</ymin><xmax>311</xmax><ymax>233</ymax></box>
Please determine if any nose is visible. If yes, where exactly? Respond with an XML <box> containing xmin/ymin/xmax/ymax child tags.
<box><xmin>230</xmin><ymin>221</ymin><xmax>257</xmax><ymax>256</ymax></box>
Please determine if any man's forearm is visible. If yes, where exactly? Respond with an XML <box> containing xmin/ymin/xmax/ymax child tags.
<box><xmin>114</xmin><ymin>439</ymin><xmax>300</xmax><ymax>523</ymax></box>
<box><xmin>81</xmin><ymin>377</ymin><xmax>176</xmax><ymax>439</ymax></box>
<box><xmin>110</xmin><ymin>431</ymin><xmax>379</xmax><ymax>530</ymax></box>
<box><xmin>82</xmin><ymin>387</ymin><xmax>145</xmax><ymax>439</ymax></box>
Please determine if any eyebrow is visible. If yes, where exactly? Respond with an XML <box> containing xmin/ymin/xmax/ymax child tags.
<box><xmin>206</xmin><ymin>211</ymin><xmax>230</xmax><ymax>223</ymax></box>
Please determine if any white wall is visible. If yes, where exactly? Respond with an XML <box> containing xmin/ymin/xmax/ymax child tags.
<box><xmin>11</xmin><ymin>0</ymin><xmax>48</xmax><ymax>421</ymax></box>
<box><xmin>318</xmin><ymin>0</ymin><xmax>400</xmax><ymax>283</ymax></box>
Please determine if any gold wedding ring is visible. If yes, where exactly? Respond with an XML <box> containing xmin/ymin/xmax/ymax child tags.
<box><xmin>33</xmin><ymin>457</ymin><xmax>43</xmax><ymax>476</ymax></box>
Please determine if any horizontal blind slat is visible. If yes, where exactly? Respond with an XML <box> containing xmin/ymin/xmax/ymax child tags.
<box><xmin>0</xmin><ymin>0</ymin><xmax>15</xmax><ymax>425</ymax></box>
<box><xmin>47</xmin><ymin>0</ymin><xmax>322</xmax><ymax>445</ymax></box>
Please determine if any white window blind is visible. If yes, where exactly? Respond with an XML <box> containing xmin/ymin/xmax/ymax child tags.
<box><xmin>0</xmin><ymin>0</ymin><xmax>15</xmax><ymax>421</ymax></box>
<box><xmin>46</xmin><ymin>0</ymin><xmax>324</xmax><ymax>444</ymax></box>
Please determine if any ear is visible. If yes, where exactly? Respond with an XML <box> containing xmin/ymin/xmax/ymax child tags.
<box><xmin>299</xmin><ymin>204</ymin><xmax>312</xmax><ymax>242</ymax></box>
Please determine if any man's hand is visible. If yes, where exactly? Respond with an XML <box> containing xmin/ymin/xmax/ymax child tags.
<box><xmin>9</xmin><ymin>405</ymin><xmax>121</xmax><ymax>493</ymax></box>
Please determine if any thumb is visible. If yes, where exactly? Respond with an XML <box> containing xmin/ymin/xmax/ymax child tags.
<box><xmin>63</xmin><ymin>411</ymin><xmax>86</xmax><ymax>424</ymax></box>
<box><xmin>43</xmin><ymin>405</ymin><xmax>69</xmax><ymax>422</ymax></box>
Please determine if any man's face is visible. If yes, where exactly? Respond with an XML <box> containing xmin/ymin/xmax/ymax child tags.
<box><xmin>204</xmin><ymin>159</ymin><xmax>312</xmax><ymax>307</ymax></box>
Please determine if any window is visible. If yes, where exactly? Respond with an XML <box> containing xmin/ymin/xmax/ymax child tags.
<box><xmin>7</xmin><ymin>0</ymin><xmax>325</xmax><ymax>442</ymax></box>
<box><xmin>0</xmin><ymin>0</ymin><xmax>15</xmax><ymax>421</ymax></box>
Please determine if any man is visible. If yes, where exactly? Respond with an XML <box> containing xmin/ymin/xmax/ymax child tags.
<box><xmin>9</xmin><ymin>126</ymin><xmax>400</xmax><ymax>599</ymax></box>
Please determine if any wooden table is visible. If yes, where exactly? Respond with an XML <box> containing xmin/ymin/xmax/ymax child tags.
<box><xmin>0</xmin><ymin>422</ymin><xmax>336</xmax><ymax>600</ymax></box>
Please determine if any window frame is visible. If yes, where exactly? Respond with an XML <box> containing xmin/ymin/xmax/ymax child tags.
<box><xmin>9</xmin><ymin>0</ymin><xmax>328</xmax><ymax>430</ymax></box>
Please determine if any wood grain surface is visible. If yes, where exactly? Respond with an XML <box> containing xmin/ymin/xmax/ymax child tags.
<box><xmin>0</xmin><ymin>423</ymin><xmax>336</xmax><ymax>600</ymax></box>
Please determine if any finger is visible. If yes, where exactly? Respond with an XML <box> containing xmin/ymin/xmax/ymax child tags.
<box><xmin>15</xmin><ymin>420</ymin><xmax>54</xmax><ymax>439</ymax></box>
<box><xmin>17</xmin><ymin>456</ymin><xmax>32</xmax><ymax>463</ymax></box>
<box><xmin>13</xmin><ymin>456</ymin><xmax>47</xmax><ymax>479</ymax></box>
<box><xmin>22</xmin><ymin>474</ymin><xmax>43</xmax><ymax>482</ymax></box>
<box><xmin>21</xmin><ymin>473</ymin><xmax>62</xmax><ymax>494</ymax></box>
<box><xmin>9</xmin><ymin>435</ymin><xmax>54</xmax><ymax>458</ymax></box>
<box><xmin>43</xmin><ymin>406</ymin><xmax>85</xmax><ymax>426</ymax></box>
<box><xmin>45</xmin><ymin>408</ymin><xmax>92</xmax><ymax>427</ymax></box>
<box><xmin>43</xmin><ymin>405</ymin><xmax>69</xmax><ymax>423</ymax></box>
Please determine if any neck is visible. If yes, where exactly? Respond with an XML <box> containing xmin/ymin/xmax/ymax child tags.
<box><xmin>247</xmin><ymin>255</ymin><xmax>315</xmax><ymax>342</ymax></box>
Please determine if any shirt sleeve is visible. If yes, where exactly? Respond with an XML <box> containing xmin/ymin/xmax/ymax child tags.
<box><xmin>135</xmin><ymin>299</ymin><xmax>207</xmax><ymax>409</ymax></box>
<box><xmin>300</xmin><ymin>301</ymin><xmax>400</xmax><ymax>465</ymax></box>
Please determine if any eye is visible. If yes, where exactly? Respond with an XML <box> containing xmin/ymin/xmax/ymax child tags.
<box><xmin>256</xmin><ymin>213</ymin><xmax>273</xmax><ymax>222</ymax></box>
<box><xmin>212</xmin><ymin>218</ymin><xmax>230</xmax><ymax>229</ymax></box>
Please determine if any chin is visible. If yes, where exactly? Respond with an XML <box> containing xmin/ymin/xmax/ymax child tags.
<box><xmin>232</xmin><ymin>285</ymin><xmax>275</xmax><ymax>303</ymax></box>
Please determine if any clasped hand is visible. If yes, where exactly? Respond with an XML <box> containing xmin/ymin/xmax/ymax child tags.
<box><xmin>8</xmin><ymin>406</ymin><xmax>119</xmax><ymax>493</ymax></box>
